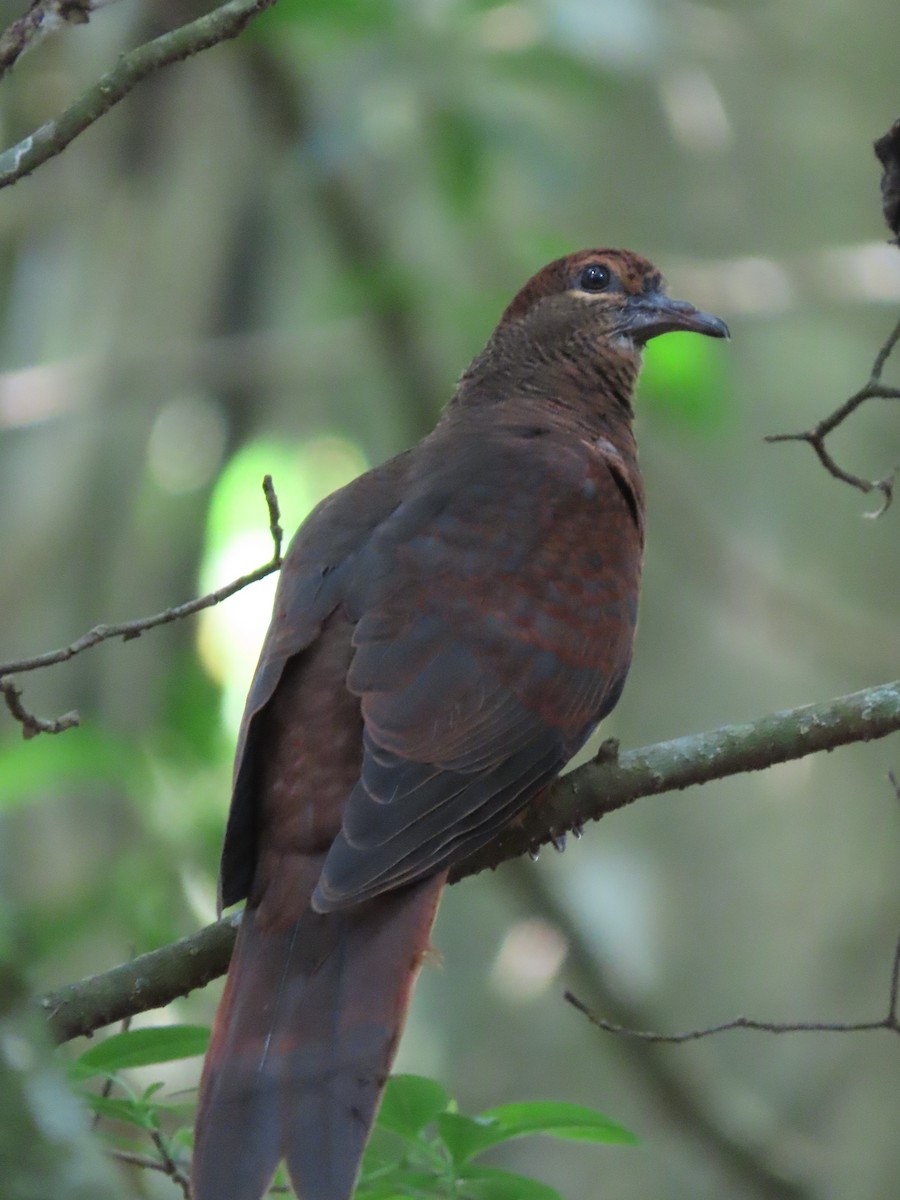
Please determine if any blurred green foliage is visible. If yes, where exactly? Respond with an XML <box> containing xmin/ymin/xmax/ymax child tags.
<box><xmin>641</xmin><ymin>334</ymin><xmax>730</xmax><ymax>432</ymax></box>
<box><xmin>73</xmin><ymin>1043</ymin><xmax>635</xmax><ymax>1200</ymax></box>
<box><xmin>1</xmin><ymin>0</ymin><xmax>899</xmax><ymax>1197</ymax></box>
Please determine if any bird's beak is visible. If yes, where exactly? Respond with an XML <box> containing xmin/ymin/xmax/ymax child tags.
<box><xmin>624</xmin><ymin>291</ymin><xmax>730</xmax><ymax>344</ymax></box>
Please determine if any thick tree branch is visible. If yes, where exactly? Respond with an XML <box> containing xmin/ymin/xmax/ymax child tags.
<box><xmin>42</xmin><ymin>915</ymin><xmax>240</xmax><ymax>1043</ymax></box>
<box><xmin>455</xmin><ymin>678</ymin><xmax>900</xmax><ymax>878</ymax></box>
<box><xmin>0</xmin><ymin>0</ymin><xmax>279</xmax><ymax>190</ymax></box>
<box><xmin>41</xmin><ymin>678</ymin><xmax>900</xmax><ymax>1043</ymax></box>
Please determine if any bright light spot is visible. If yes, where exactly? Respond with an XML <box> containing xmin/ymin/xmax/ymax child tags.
<box><xmin>816</xmin><ymin>242</ymin><xmax>900</xmax><ymax>302</ymax></box>
<box><xmin>670</xmin><ymin>256</ymin><xmax>794</xmax><ymax>316</ymax></box>
<box><xmin>641</xmin><ymin>328</ymin><xmax>729</xmax><ymax>431</ymax></box>
<box><xmin>198</xmin><ymin>435</ymin><xmax>369</xmax><ymax>737</ymax></box>
<box><xmin>543</xmin><ymin>0</ymin><xmax>658</xmax><ymax>66</ymax></box>
<box><xmin>148</xmin><ymin>394</ymin><xmax>227</xmax><ymax>494</ymax></box>
<box><xmin>479</xmin><ymin>4</ymin><xmax>540</xmax><ymax>51</ymax></box>
<box><xmin>490</xmin><ymin>917</ymin><xmax>568</xmax><ymax>1001</ymax></box>
<box><xmin>560</xmin><ymin>851</ymin><xmax>661</xmax><ymax>991</ymax></box>
<box><xmin>181</xmin><ymin>864</ymin><xmax>219</xmax><ymax>928</ymax></box>
<box><xmin>0</xmin><ymin>360</ymin><xmax>81</xmax><ymax>429</ymax></box>
<box><xmin>659</xmin><ymin>69</ymin><xmax>731</xmax><ymax>154</ymax></box>
<box><xmin>198</xmin><ymin>530</ymin><xmax>279</xmax><ymax>734</ymax></box>
<box><xmin>728</xmin><ymin>257</ymin><xmax>794</xmax><ymax>312</ymax></box>
<box><xmin>758</xmin><ymin>754</ymin><xmax>815</xmax><ymax>798</ymax></box>
<box><xmin>358</xmin><ymin>82</ymin><xmax>417</xmax><ymax>148</ymax></box>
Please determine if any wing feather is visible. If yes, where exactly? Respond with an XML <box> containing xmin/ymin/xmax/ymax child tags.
<box><xmin>309</xmin><ymin>424</ymin><xmax>642</xmax><ymax>910</ymax></box>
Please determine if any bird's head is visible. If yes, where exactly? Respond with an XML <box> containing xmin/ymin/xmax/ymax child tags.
<box><xmin>499</xmin><ymin>248</ymin><xmax>729</xmax><ymax>350</ymax></box>
<box><xmin>455</xmin><ymin>248</ymin><xmax>728</xmax><ymax>420</ymax></box>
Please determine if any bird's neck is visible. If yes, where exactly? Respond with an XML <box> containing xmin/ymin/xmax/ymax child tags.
<box><xmin>449</xmin><ymin>326</ymin><xmax>641</xmax><ymax>443</ymax></box>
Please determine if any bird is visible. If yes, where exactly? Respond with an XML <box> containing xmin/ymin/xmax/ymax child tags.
<box><xmin>192</xmin><ymin>248</ymin><xmax>728</xmax><ymax>1200</ymax></box>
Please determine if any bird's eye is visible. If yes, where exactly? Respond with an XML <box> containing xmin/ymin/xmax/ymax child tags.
<box><xmin>578</xmin><ymin>263</ymin><xmax>612</xmax><ymax>292</ymax></box>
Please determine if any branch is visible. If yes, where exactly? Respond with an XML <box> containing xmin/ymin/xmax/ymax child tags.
<box><xmin>0</xmin><ymin>1</ymin><xmax>124</xmax><ymax>80</ymax></box>
<box><xmin>455</xmin><ymin>678</ymin><xmax>900</xmax><ymax>878</ymax></box>
<box><xmin>563</xmin><ymin>769</ymin><xmax>900</xmax><ymax>1046</ymax></box>
<box><xmin>565</xmin><ymin>908</ymin><xmax>900</xmax><ymax>1041</ymax></box>
<box><xmin>765</xmin><ymin>312</ymin><xmax>900</xmax><ymax>515</ymax></box>
<box><xmin>565</xmin><ymin>965</ymin><xmax>900</xmax><ymax>1040</ymax></box>
<box><xmin>503</xmin><ymin>859</ymin><xmax>806</xmax><ymax>1200</ymax></box>
<box><xmin>41</xmin><ymin>678</ymin><xmax>900</xmax><ymax>1043</ymax></box>
<box><xmin>0</xmin><ymin>0</ymin><xmax>279</xmax><ymax>190</ymax></box>
<box><xmin>0</xmin><ymin>475</ymin><xmax>282</xmax><ymax>737</ymax></box>
<box><xmin>765</xmin><ymin>120</ymin><xmax>900</xmax><ymax>513</ymax></box>
<box><xmin>43</xmin><ymin>913</ymin><xmax>240</xmax><ymax>1043</ymax></box>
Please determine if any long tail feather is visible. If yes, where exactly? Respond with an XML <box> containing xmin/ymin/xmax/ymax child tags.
<box><xmin>193</xmin><ymin>869</ymin><xmax>444</xmax><ymax>1200</ymax></box>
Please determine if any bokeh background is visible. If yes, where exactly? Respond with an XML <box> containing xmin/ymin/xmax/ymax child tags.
<box><xmin>1</xmin><ymin>1</ymin><xmax>899</xmax><ymax>1197</ymax></box>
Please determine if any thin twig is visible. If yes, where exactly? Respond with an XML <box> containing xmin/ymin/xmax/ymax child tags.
<box><xmin>0</xmin><ymin>475</ymin><xmax>282</xmax><ymax>737</ymax></box>
<box><xmin>92</xmin><ymin>1007</ymin><xmax>132</xmax><ymax>1129</ymax></box>
<box><xmin>566</xmin><ymin>769</ymin><xmax>900</xmax><ymax>1046</ymax></box>
<box><xmin>504</xmin><ymin>859</ymin><xmax>805</xmax><ymax>1200</ymax></box>
<box><xmin>0</xmin><ymin>677</ymin><xmax>78</xmax><ymax>738</ymax></box>
<box><xmin>766</xmin><ymin>313</ymin><xmax>900</xmax><ymax>515</ymax></box>
<box><xmin>109</xmin><ymin>1148</ymin><xmax>171</xmax><ymax>1173</ymax></box>
<box><xmin>888</xmin><ymin>918</ymin><xmax>900</xmax><ymax>1022</ymax></box>
<box><xmin>0</xmin><ymin>0</ymin><xmax>279</xmax><ymax>190</ymax></box>
<box><xmin>565</xmin><ymin>950</ymin><xmax>900</xmax><ymax>1042</ymax></box>
<box><xmin>41</xmin><ymin>678</ymin><xmax>900</xmax><ymax>1043</ymax></box>
<box><xmin>149</xmin><ymin>1129</ymin><xmax>191</xmax><ymax>1200</ymax></box>
<box><xmin>109</xmin><ymin>1141</ymin><xmax>192</xmax><ymax>1195</ymax></box>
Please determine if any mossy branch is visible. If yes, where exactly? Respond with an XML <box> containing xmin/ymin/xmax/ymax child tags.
<box><xmin>41</xmin><ymin>678</ymin><xmax>900</xmax><ymax>1043</ymax></box>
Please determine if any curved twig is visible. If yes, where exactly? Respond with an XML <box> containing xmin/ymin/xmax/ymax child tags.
<box><xmin>0</xmin><ymin>476</ymin><xmax>282</xmax><ymax>737</ymax></box>
<box><xmin>766</xmin><ymin>313</ymin><xmax>900</xmax><ymax>515</ymax></box>
<box><xmin>565</xmin><ymin>914</ymin><xmax>900</xmax><ymax>1040</ymax></box>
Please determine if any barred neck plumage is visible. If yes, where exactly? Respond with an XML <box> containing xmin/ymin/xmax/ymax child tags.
<box><xmin>446</xmin><ymin>315</ymin><xmax>641</xmax><ymax>438</ymax></box>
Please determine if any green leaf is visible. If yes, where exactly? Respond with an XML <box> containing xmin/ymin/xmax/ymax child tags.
<box><xmin>435</xmin><ymin>1112</ymin><xmax>503</xmax><ymax>1165</ymax></box>
<box><xmin>357</xmin><ymin>1163</ymin><xmax>444</xmax><ymax>1200</ymax></box>
<box><xmin>78</xmin><ymin>1092</ymin><xmax>158</xmax><ymax>1131</ymax></box>
<box><xmin>478</xmin><ymin>1100</ymin><xmax>636</xmax><ymax>1146</ymax></box>
<box><xmin>72</xmin><ymin>1024</ymin><xmax>209</xmax><ymax>1078</ymax></box>
<box><xmin>359</xmin><ymin>1126</ymin><xmax>406</xmax><ymax>1175</ymax></box>
<box><xmin>457</xmin><ymin>1165</ymin><xmax>563</xmax><ymax>1200</ymax></box>
<box><xmin>376</xmin><ymin>1074</ymin><xmax>450</xmax><ymax>1139</ymax></box>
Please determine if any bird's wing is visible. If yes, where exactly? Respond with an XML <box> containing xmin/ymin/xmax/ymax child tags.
<box><xmin>313</xmin><ymin>422</ymin><xmax>643</xmax><ymax>910</ymax></box>
<box><xmin>219</xmin><ymin>454</ymin><xmax>412</xmax><ymax>908</ymax></box>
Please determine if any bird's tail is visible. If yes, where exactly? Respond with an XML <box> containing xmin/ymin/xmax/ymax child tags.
<box><xmin>192</xmin><ymin>864</ymin><xmax>445</xmax><ymax>1200</ymax></box>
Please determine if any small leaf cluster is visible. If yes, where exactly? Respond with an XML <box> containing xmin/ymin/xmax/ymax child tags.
<box><xmin>356</xmin><ymin>1073</ymin><xmax>634</xmax><ymax>1200</ymax></box>
<box><xmin>69</xmin><ymin>1027</ymin><xmax>635</xmax><ymax>1197</ymax></box>
<box><xmin>70</xmin><ymin>1025</ymin><xmax>208</xmax><ymax>1178</ymax></box>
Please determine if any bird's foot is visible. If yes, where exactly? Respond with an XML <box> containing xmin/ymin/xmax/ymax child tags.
<box><xmin>594</xmin><ymin>737</ymin><xmax>620</xmax><ymax>765</ymax></box>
